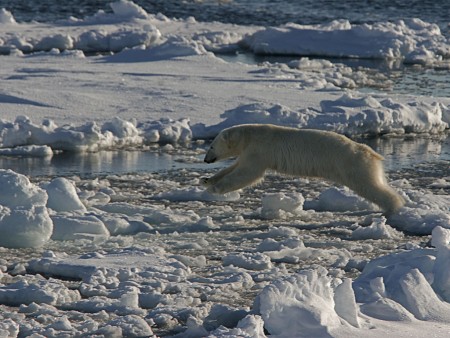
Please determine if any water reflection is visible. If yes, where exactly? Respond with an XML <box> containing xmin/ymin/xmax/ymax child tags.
<box><xmin>0</xmin><ymin>150</ymin><xmax>178</xmax><ymax>178</ymax></box>
<box><xmin>0</xmin><ymin>136</ymin><xmax>448</xmax><ymax>178</ymax></box>
<box><xmin>363</xmin><ymin>135</ymin><xmax>449</xmax><ymax>171</ymax></box>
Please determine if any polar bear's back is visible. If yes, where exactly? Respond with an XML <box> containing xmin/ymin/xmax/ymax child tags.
<box><xmin>237</xmin><ymin>124</ymin><xmax>383</xmax><ymax>179</ymax></box>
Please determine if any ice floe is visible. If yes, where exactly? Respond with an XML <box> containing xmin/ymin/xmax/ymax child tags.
<box><xmin>243</xmin><ymin>19</ymin><xmax>450</xmax><ymax>64</ymax></box>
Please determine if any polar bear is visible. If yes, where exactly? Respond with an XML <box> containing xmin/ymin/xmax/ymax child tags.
<box><xmin>202</xmin><ymin>124</ymin><xmax>405</xmax><ymax>214</ymax></box>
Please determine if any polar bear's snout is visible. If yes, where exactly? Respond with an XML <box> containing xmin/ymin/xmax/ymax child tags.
<box><xmin>204</xmin><ymin>152</ymin><xmax>216</xmax><ymax>163</ymax></box>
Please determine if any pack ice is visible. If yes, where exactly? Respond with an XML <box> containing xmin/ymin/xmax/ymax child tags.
<box><xmin>0</xmin><ymin>0</ymin><xmax>449</xmax><ymax>337</ymax></box>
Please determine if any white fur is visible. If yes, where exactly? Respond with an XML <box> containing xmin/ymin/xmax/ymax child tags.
<box><xmin>203</xmin><ymin>124</ymin><xmax>405</xmax><ymax>214</ymax></box>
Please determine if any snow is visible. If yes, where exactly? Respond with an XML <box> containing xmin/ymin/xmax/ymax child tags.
<box><xmin>0</xmin><ymin>0</ymin><xmax>449</xmax><ymax>337</ymax></box>
<box><xmin>260</xmin><ymin>192</ymin><xmax>305</xmax><ymax>219</ymax></box>
<box><xmin>255</xmin><ymin>267</ymin><xmax>359</xmax><ymax>336</ymax></box>
<box><xmin>0</xmin><ymin>170</ymin><xmax>53</xmax><ymax>248</ymax></box>
<box><xmin>243</xmin><ymin>19</ymin><xmax>450</xmax><ymax>64</ymax></box>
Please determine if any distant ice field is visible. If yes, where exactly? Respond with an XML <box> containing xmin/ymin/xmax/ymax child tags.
<box><xmin>2</xmin><ymin>0</ymin><xmax>450</xmax><ymax>34</ymax></box>
<box><xmin>1</xmin><ymin>0</ymin><xmax>450</xmax><ymax>98</ymax></box>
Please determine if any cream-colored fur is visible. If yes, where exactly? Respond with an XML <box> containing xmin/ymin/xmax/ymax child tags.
<box><xmin>202</xmin><ymin>124</ymin><xmax>405</xmax><ymax>214</ymax></box>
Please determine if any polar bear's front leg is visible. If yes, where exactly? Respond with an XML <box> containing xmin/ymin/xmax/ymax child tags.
<box><xmin>201</xmin><ymin>162</ymin><xmax>238</xmax><ymax>187</ymax></box>
<box><xmin>207</xmin><ymin>164</ymin><xmax>265</xmax><ymax>194</ymax></box>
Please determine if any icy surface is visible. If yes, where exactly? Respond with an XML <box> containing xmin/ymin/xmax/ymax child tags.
<box><xmin>243</xmin><ymin>19</ymin><xmax>450</xmax><ymax>64</ymax></box>
<box><xmin>0</xmin><ymin>170</ymin><xmax>52</xmax><ymax>248</ymax></box>
<box><xmin>0</xmin><ymin>159</ymin><xmax>449</xmax><ymax>336</ymax></box>
<box><xmin>0</xmin><ymin>1</ymin><xmax>449</xmax><ymax>337</ymax></box>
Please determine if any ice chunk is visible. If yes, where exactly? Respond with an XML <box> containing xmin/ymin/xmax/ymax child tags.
<box><xmin>194</xmin><ymin>93</ymin><xmax>448</xmax><ymax>139</ymax></box>
<box><xmin>432</xmin><ymin>227</ymin><xmax>450</xmax><ymax>302</ymax></box>
<box><xmin>399</xmin><ymin>268</ymin><xmax>450</xmax><ymax>321</ymax></box>
<box><xmin>35</xmin><ymin>34</ymin><xmax>74</xmax><ymax>51</ymax></box>
<box><xmin>352</xmin><ymin>217</ymin><xmax>404</xmax><ymax>240</ymax></box>
<box><xmin>0</xmin><ymin>170</ymin><xmax>53</xmax><ymax>248</ymax></box>
<box><xmin>51</xmin><ymin>215</ymin><xmax>110</xmax><ymax>241</ymax></box>
<box><xmin>0</xmin><ymin>145</ymin><xmax>53</xmax><ymax>157</ymax></box>
<box><xmin>261</xmin><ymin>192</ymin><xmax>304</xmax><ymax>219</ymax></box>
<box><xmin>104</xmin><ymin>315</ymin><xmax>154</xmax><ymax>337</ymax></box>
<box><xmin>243</xmin><ymin>19</ymin><xmax>450</xmax><ymax>64</ymax></box>
<box><xmin>109</xmin><ymin>0</ymin><xmax>149</xmax><ymax>20</ymax></box>
<box><xmin>0</xmin><ymin>8</ymin><xmax>16</xmax><ymax>24</ymax></box>
<box><xmin>101</xmin><ymin>117</ymin><xmax>143</xmax><ymax>147</ymax></box>
<box><xmin>0</xmin><ymin>169</ymin><xmax>47</xmax><ymax>207</ymax></box>
<box><xmin>0</xmin><ymin>279</ymin><xmax>81</xmax><ymax>306</ymax></box>
<box><xmin>255</xmin><ymin>267</ymin><xmax>359</xmax><ymax>336</ymax></box>
<box><xmin>223</xmin><ymin>252</ymin><xmax>272</xmax><ymax>271</ymax></box>
<box><xmin>360</xmin><ymin>298</ymin><xmax>414</xmax><ymax>321</ymax></box>
<box><xmin>43</xmin><ymin>177</ymin><xmax>87</xmax><ymax>213</ymax></box>
<box><xmin>106</xmin><ymin>36</ymin><xmax>210</xmax><ymax>62</ymax></box>
<box><xmin>388</xmin><ymin>187</ymin><xmax>450</xmax><ymax>234</ymax></box>
<box><xmin>314</xmin><ymin>186</ymin><xmax>375</xmax><ymax>212</ymax></box>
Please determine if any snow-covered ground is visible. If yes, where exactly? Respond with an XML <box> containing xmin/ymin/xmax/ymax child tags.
<box><xmin>0</xmin><ymin>1</ymin><xmax>449</xmax><ymax>337</ymax></box>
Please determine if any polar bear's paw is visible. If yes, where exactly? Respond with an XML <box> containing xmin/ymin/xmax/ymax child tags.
<box><xmin>207</xmin><ymin>184</ymin><xmax>228</xmax><ymax>195</ymax></box>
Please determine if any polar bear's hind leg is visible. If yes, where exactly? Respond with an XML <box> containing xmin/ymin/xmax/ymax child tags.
<box><xmin>340</xmin><ymin>154</ymin><xmax>405</xmax><ymax>214</ymax></box>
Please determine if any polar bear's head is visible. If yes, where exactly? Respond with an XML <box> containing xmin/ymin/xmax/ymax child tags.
<box><xmin>204</xmin><ymin>127</ymin><xmax>242</xmax><ymax>163</ymax></box>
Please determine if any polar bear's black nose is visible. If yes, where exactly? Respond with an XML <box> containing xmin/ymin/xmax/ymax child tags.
<box><xmin>204</xmin><ymin>156</ymin><xmax>216</xmax><ymax>164</ymax></box>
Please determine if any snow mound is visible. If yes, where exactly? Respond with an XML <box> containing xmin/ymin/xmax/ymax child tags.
<box><xmin>255</xmin><ymin>236</ymin><xmax>351</xmax><ymax>265</ymax></box>
<box><xmin>209</xmin><ymin>314</ymin><xmax>266</xmax><ymax>338</ymax></box>
<box><xmin>0</xmin><ymin>116</ymin><xmax>192</xmax><ymax>152</ymax></box>
<box><xmin>254</xmin><ymin>267</ymin><xmax>359</xmax><ymax>336</ymax></box>
<box><xmin>243</xmin><ymin>19</ymin><xmax>450</xmax><ymax>64</ymax></box>
<box><xmin>312</xmin><ymin>186</ymin><xmax>376</xmax><ymax>212</ymax></box>
<box><xmin>0</xmin><ymin>278</ymin><xmax>81</xmax><ymax>306</ymax></box>
<box><xmin>106</xmin><ymin>36</ymin><xmax>211</xmax><ymax>62</ymax></box>
<box><xmin>193</xmin><ymin>93</ymin><xmax>448</xmax><ymax>139</ymax></box>
<box><xmin>0</xmin><ymin>8</ymin><xmax>16</xmax><ymax>24</ymax></box>
<box><xmin>388</xmin><ymin>181</ymin><xmax>450</xmax><ymax>234</ymax></box>
<box><xmin>318</xmin><ymin>93</ymin><xmax>448</xmax><ymax>135</ymax></box>
<box><xmin>352</xmin><ymin>217</ymin><xmax>404</xmax><ymax>240</ymax></box>
<box><xmin>260</xmin><ymin>192</ymin><xmax>304</xmax><ymax>219</ymax></box>
<box><xmin>51</xmin><ymin>215</ymin><xmax>110</xmax><ymax>241</ymax></box>
<box><xmin>0</xmin><ymin>170</ymin><xmax>53</xmax><ymax>248</ymax></box>
<box><xmin>0</xmin><ymin>1</ymin><xmax>161</xmax><ymax>54</ymax></box>
<box><xmin>0</xmin><ymin>145</ymin><xmax>53</xmax><ymax>157</ymax></box>
<box><xmin>109</xmin><ymin>0</ymin><xmax>149</xmax><ymax>20</ymax></box>
<box><xmin>223</xmin><ymin>252</ymin><xmax>273</xmax><ymax>271</ymax></box>
<box><xmin>354</xmin><ymin>226</ymin><xmax>450</xmax><ymax>322</ymax></box>
<box><xmin>139</xmin><ymin>118</ymin><xmax>192</xmax><ymax>144</ymax></box>
<box><xmin>251</xmin><ymin>227</ymin><xmax>450</xmax><ymax>335</ymax></box>
<box><xmin>44</xmin><ymin>178</ymin><xmax>87</xmax><ymax>212</ymax></box>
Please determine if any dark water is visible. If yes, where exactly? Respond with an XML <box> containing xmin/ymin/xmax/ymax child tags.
<box><xmin>1</xmin><ymin>0</ymin><xmax>449</xmax><ymax>33</ymax></box>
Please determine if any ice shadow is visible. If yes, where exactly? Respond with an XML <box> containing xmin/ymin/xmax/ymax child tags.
<box><xmin>0</xmin><ymin>93</ymin><xmax>57</xmax><ymax>108</ymax></box>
